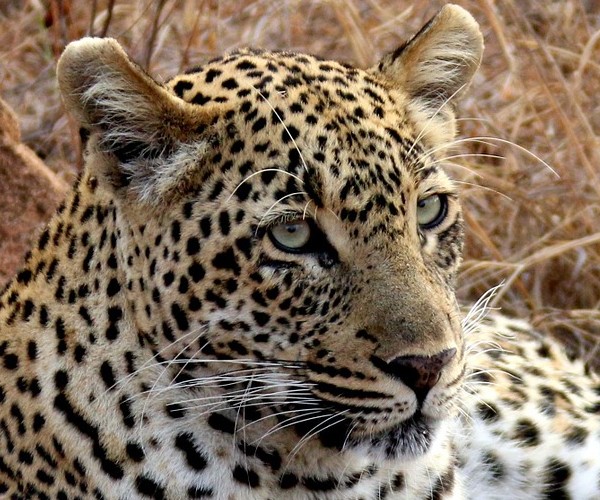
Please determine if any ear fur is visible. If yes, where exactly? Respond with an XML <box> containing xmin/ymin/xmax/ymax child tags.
<box><xmin>57</xmin><ymin>37</ymin><xmax>214</xmax><ymax>204</ymax></box>
<box><xmin>371</xmin><ymin>4</ymin><xmax>483</xmax><ymax>139</ymax></box>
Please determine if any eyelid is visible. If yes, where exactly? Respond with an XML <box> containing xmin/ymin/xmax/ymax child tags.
<box><xmin>261</xmin><ymin>212</ymin><xmax>310</xmax><ymax>230</ymax></box>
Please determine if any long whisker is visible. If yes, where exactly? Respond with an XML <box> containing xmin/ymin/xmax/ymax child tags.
<box><xmin>421</xmin><ymin>136</ymin><xmax>558</xmax><ymax>176</ymax></box>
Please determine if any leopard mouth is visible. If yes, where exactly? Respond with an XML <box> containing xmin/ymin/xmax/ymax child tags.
<box><xmin>285</xmin><ymin>402</ymin><xmax>440</xmax><ymax>460</ymax></box>
<box><xmin>346</xmin><ymin>411</ymin><xmax>438</xmax><ymax>459</ymax></box>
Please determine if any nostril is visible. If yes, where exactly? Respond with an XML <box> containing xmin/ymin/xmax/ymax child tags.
<box><xmin>371</xmin><ymin>348</ymin><xmax>457</xmax><ymax>404</ymax></box>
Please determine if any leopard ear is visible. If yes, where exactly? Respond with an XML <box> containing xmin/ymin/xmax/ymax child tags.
<box><xmin>57</xmin><ymin>37</ymin><xmax>214</xmax><ymax>204</ymax></box>
<box><xmin>372</xmin><ymin>4</ymin><xmax>483</xmax><ymax>129</ymax></box>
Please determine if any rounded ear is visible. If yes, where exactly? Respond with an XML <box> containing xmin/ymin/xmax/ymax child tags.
<box><xmin>371</xmin><ymin>4</ymin><xmax>483</xmax><ymax>119</ymax></box>
<box><xmin>57</xmin><ymin>38</ymin><xmax>215</xmax><ymax>204</ymax></box>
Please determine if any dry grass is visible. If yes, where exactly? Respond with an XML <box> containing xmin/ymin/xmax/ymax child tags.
<box><xmin>1</xmin><ymin>0</ymin><xmax>599</xmax><ymax>366</ymax></box>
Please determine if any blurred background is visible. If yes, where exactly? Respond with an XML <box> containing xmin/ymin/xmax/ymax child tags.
<box><xmin>0</xmin><ymin>0</ymin><xmax>599</xmax><ymax>366</ymax></box>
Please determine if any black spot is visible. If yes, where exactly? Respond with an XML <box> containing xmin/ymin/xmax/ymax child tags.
<box><xmin>302</xmin><ymin>475</ymin><xmax>337</xmax><ymax>491</ymax></box>
<box><xmin>191</xmin><ymin>92</ymin><xmax>211</xmax><ymax>105</ymax></box>
<box><xmin>106</xmin><ymin>323</ymin><xmax>120</xmax><ymax>341</ymax></box>
<box><xmin>173</xmin><ymin>80</ymin><xmax>193</xmax><ymax>98</ymax></box>
<box><xmin>108</xmin><ymin>306</ymin><xmax>123</xmax><ymax>324</ymax></box>
<box><xmin>35</xmin><ymin>443</ymin><xmax>58</xmax><ymax>468</ymax></box>
<box><xmin>16</xmin><ymin>269</ymin><xmax>32</xmax><ymax>285</ymax></box>
<box><xmin>207</xmin><ymin>413</ymin><xmax>235</xmax><ymax>434</ymax></box>
<box><xmin>232</xmin><ymin>465</ymin><xmax>260</xmax><ymax>488</ymax></box>
<box><xmin>27</xmin><ymin>341</ymin><xmax>38</xmax><ymax>360</ymax></box>
<box><xmin>18</xmin><ymin>450</ymin><xmax>33</xmax><ymax>465</ymax></box>
<box><xmin>227</xmin><ymin>340</ymin><xmax>248</xmax><ymax>355</ymax></box>
<box><xmin>119</xmin><ymin>396</ymin><xmax>135</xmax><ymax>428</ymax></box>
<box><xmin>36</xmin><ymin>468</ymin><xmax>54</xmax><ymax>485</ymax></box>
<box><xmin>175</xmin><ymin>433</ymin><xmax>208</xmax><ymax>471</ymax></box>
<box><xmin>252</xmin><ymin>116</ymin><xmax>267</xmax><ymax>133</ymax></box>
<box><xmin>100</xmin><ymin>361</ymin><xmax>116</xmax><ymax>391</ymax></box>
<box><xmin>186</xmin><ymin>237</ymin><xmax>201</xmax><ymax>256</ymax></box>
<box><xmin>236</xmin><ymin>60</ymin><xmax>256</xmax><ymax>70</ymax></box>
<box><xmin>543</xmin><ymin>459</ymin><xmax>571</xmax><ymax>499</ymax></box>
<box><xmin>135</xmin><ymin>475</ymin><xmax>165</xmax><ymax>500</ymax></box>
<box><xmin>1</xmin><ymin>352</ymin><xmax>19</xmax><ymax>370</ymax></box>
<box><xmin>178</xmin><ymin>276</ymin><xmax>189</xmax><ymax>294</ymax></box>
<box><xmin>39</xmin><ymin>305</ymin><xmax>49</xmax><ymax>326</ymax></box>
<box><xmin>205</xmin><ymin>69</ymin><xmax>222</xmax><ymax>83</ymax></box>
<box><xmin>476</xmin><ymin>402</ymin><xmax>500</xmax><ymax>422</ymax></box>
<box><xmin>33</xmin><ymin>413</ymin><xmax>46</xmax><ymax>432</ymax></box>
<box><xmin>22</xmin><ymin>300</ymin><xmax>35</xmax><ymax>321</ymax></box>
<box><xmin>252</xmin><ymin>311</ymin><xmax>270</xmax><ymax>327</ymax></box>
<box><xmin>78</xmin><ymin>306</ymin><xmax>93</xmax><ymax>326</ymax></box>
<box><xmin>74</xmin><ymin>344</ymin><xmax>87</xmax><ymax>363</ymax></box>
<box><xmin>106</xmin><ymin>278</ymin><xmax>121</xmax><ymax>297</ymax></box>
<box><xmin>38</xmin><ymin>229</ymin><xmax>50</xmax><ymax>250</ymax></box>
<box><xmin>165</xmin><ymin>402</ymin><xmax>186</xmax><ymax>419</ymax></box>
<box><xmin>54</xmin><ymin>370</ymin><xmax>69</xmax><ymax>389</ymax></box>
<box><xmin>171</xmin><ymin>303</ymin><xmax>190</xmax><ymax>331</ymax></box>
<box><xmin>29</xmin><ymin>378</ymin><xmax>41</xmax><ymax>397</ymax></box>
<box><xmin>512</xmin><ymin>419</ymin><xmax>540</xmax><ymax>447</ymax></box>
<box><xmin>163</xmin><ymin>271</ymin><xmax>175</xmax><ymax>287</ymax></box>
<box><xmin>281</xmin><ymin>125</ymin><xmax>300</xmax><ymax>143</ymax></box>
<box><xmin>171</xmin><ymin>220</ymin><xmax>181</xmax><ymax>243</ymax></box>
<box><xmin>392</xmin><ymin>471</ymin><xmax>405</xmax><ymax>489</ymax></box>
<box><xmin>212</xmin><ymin>248</ymin><xmax>240</xmax><ymax>275</ymax></box>
<box><xmin>537</xmin><ymin>343</ymin><xmax>553</xmax><ymax>359</ymax></box>
<box><xmin>218</xmin><ymin>211</ymin><xmax>231</xmax><ymax>235</ymax></box>
<box><xmin>199</xmin><ymin>217</ymin><xmax>211</xmax><ymax>238</ymax></box>
<box><xmin>279</xmin><ymin>473</ymin><xmax>299</xmax><ymax>489</ymax></box>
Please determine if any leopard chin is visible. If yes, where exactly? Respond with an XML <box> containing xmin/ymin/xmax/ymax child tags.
<box><xmin>285</xmin><ymin>402</ymin><xmax>442</xmax><ymax>460</ymax></box>
<box><xmin>348</xmin><ymin>412</ymin><xmax>440</xmax><ymax>460</ymax></box>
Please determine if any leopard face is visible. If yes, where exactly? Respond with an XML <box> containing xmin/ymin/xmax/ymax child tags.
<box><xmin>0</xmin><ymin>5</ymin><xmax>485</xmax><ymax>498</ymax></box>
<box><xmin>56</xmin><ymin>8</ymin><xmax>478</xmax><ymax>460</ymax></box>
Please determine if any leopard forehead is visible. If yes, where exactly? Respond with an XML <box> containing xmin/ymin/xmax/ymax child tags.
<box><xmin>162</xmin><ymin>49</ymin><xmax>455</xmax><ymax>235</ymax></box>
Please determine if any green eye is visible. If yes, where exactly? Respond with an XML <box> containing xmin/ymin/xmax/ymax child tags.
<box><xmin>417</xmin><ymin>194</ymin><xmax>447</xmax><ymax>229</ymax></box>
<box><xmin>269</xmin><ymin>220</ymin><xmax>311</xmax><ymax>252</ymax></box>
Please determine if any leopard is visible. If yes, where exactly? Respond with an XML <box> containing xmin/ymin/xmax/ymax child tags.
<box><xmin>0</xmin><ymin>4</ymin><xmax>598</xmax><ymax>499</ymax></box>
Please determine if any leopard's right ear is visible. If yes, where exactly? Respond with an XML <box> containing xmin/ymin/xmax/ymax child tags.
<box><xmin>57</xmin><ymin>38</ymin><xmax>216</xmax><ymax>204</ymax></box>
<box><xmin>371</xmin><ymin>5</ymin><xmax>483</xmax><ymax>144</ymax></box>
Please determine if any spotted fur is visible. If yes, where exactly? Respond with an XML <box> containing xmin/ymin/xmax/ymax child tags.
<box><xmin>0</xmin><ymin>5</ymin><xmax>598</xmax><ymax>499</ymax></box>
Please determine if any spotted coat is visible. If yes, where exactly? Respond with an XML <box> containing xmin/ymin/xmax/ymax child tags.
<box><xmin>0</xmin><ymin>4</ymin><xmax>598</xmax><ymax>500</ymax></box>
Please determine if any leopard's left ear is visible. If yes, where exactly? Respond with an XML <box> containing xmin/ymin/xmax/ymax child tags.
<box><xmin>372</xmin><ymin>4</ymin><xmax>483</xmax><ymax>126</ymax></box>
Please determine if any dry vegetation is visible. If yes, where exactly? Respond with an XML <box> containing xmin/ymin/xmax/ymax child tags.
<box><xmin>0</xmin><ymin>0</ymin><xmax>599</xmax><ymax>366</ymax></box>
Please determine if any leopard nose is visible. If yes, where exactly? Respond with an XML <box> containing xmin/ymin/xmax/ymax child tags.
<box><xmin>372</xmin><ymin>348</ymin><xmax>457</xmax><ymax>404</ymax></box>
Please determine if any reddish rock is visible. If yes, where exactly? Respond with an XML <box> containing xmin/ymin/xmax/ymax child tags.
<box><xmin>0</xmin><ymin>97</ymin><xmax>68</xmax><ymax>288</ymax></box>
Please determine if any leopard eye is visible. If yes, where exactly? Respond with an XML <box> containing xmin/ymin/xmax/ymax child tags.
<box><xmin>269</xmin><ymin>219</ymin><xmax>311</xmax><ymax>252</ymax></box>
<box><xmin>417</xmin><ymin>194</ymin><xmax>447</xmax><ymax>229</ymax></box>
